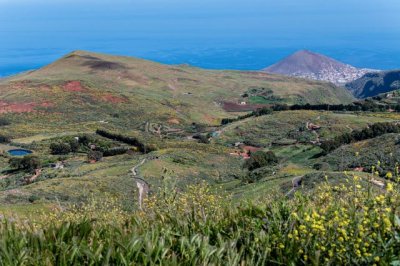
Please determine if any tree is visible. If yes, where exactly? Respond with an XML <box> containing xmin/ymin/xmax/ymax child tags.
<box><xmin>68</xmin><ymin>139</ymin><xmax>80</xmax><ymax>152</ymax></box>
<box><xmin>0</xmin><ymin>135</ymin><xmax>10</xmax><ymax>143</ymax></box>
<box><xmin>244</xmin><ymin>151</ymin><xmax>278</xmax><ymax>171</ymax></box>
<box><xmin>50</xmin><ymin>142</ymin><xmax>71</xmax><ymax>155</ymax></box>
<box><xmin>9</xmin><ymin>155</ymin><xmax>41</xmax><ymax>173</ymax></box>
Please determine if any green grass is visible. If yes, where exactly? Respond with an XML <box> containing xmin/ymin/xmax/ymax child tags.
<box><xmin>0</xmin><ymin>177</ymin><xmax>399</xmax><ymax>265</ymax></box>
<box><xmin>321</xmin><ymin>133</ymin><xmax>400</xmax><ymax>172</ymax></box>
<box><xmin>214</xmin><ymin>110</ymin><xmax>395</xmax><ymax>147</ymax></box>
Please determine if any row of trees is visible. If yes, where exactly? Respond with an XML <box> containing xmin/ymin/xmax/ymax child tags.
<box><xmin>221</xmin><ymin>108</ymin><xmax>273</xmax><ymax>125</ymax></box>
<box><xmin>96</xmin><ymin>129</ymin><xmax>156</xmax><ymax>153</ymax></box>
<box><xmin>320</xmin><ymin>122</ymin><xmax>400</xmax><ymax>153</ymax></box>
<box><xmin>221</xmin><ymin>101</ymin><xmax>400</xmax><ymax>125</ymax></box>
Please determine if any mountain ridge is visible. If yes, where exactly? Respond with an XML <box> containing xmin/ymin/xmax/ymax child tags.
<box><xmin>345</xmin><ymin>70</ymin><xmax>400</xmax><ymax>98</ymax></box>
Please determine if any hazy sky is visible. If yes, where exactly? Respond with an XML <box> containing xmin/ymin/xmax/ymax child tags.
<box><xmin>1</xmin><ymin>0</ymin><xmax>399</xmax><ymax>75</ymax></box>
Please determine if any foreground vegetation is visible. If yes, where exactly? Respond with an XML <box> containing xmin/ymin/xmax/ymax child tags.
<box><xmin>0</xmin><ymin>175</ymin><xmax>399</xmax><ymax>265</ymax></box>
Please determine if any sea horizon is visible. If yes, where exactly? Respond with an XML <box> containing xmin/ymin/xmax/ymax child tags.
<box><xmin>1</xmin><ymin>46</ymin><xmax>400</xmax><ymax>78</ymax></box>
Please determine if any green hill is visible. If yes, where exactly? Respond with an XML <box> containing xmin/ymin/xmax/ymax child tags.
<box><xmin>0</xmin><ymin>50</ymin><xmax>354</xmax><ymax>138</ymax></box>
<box><xmin>2</xmin><ymin>50</ymin><xmax>397</xmax><ymax>216</ymax></box>
<box><xmin>346</xmin><ymin>70</ymin><xmax>400</xmax><ymax>98</ymax></box>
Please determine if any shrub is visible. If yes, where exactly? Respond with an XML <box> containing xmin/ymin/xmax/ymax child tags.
<box><xmin>0</xmin><ymin>118</ymin><xmax>10</xmax><ymax>126</ymax></box>
<box><xmin>50</xmin><ymin>142</ymin><xmax>71</xmax><ymax>155</ymax></box>
<box><xmin>0</xmin><ymin>135</ymin><xmax>10</xmax><ymax>143</ymax></box>
<box><xmin>1</xmin><ymin>175</ymin><xmax>398</xmax><ymax>265</ymax></box>
<box><xmin>243</xmin><ymin>166</ymin><xmax>276</xmax><ymax>183</ymax></box>
<box><xmin>9</xmin><ymin>155</ymin><xmax>41</xmax><ymax>172</ymax></box>
<box><xmin>28</xmin><ymin>195</ymin><xmax>40</xmax><ymax>203</ymax></box>
<box><xmin>253</xmin><ymin>107</ymin><xmax>273</xmax><ymax>116</ymax></box>
<box><xmin>103</xmin><ymin>147</ymin><xmax>128</xmax><ymax>157</ymax></box>
<box><xmin>197</xmin><ymin>135</ymin><xmax>210</xmax><ymax>144</ymax></box>
<box><xmin>78</xmin><ymin>134</ymin><xmax>94</xmax><ymax>146</ymax></box>
<box><xmin>87</xmin><ymin>150</ymin><xmax>103</xmax><ymax>162</ymax></box>
<box><xmin>244</xmin><ymin>150</ymin><xmax>278</xmax><ymax>171</ymax></box>
<box><xmin>68</xmin><ymin>139</ymin><xmax>79</xmax><ymax>152</ymax></box>
<box><xmin>313</xmin><ymin>162</ymin><xmax>330</xmax><ymax>171</ymax></box>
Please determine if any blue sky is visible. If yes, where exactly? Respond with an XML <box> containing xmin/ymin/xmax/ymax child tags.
<box><xmin>1</xmin><ymin>0</ymin><xmax>400</xmax><ymax>76</ymax></box>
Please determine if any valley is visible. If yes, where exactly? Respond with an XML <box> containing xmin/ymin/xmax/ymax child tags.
<box><xmin>0</xmin><ymin>51</ymin><xmax>399</xmax><ymax>265</ymax></box>
<box><xmin>0</xmin><ymin>51</ymin><xmax>397</xmax><ymax>210</ymax></box>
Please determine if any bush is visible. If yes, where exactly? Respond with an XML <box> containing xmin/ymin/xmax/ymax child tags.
<box><xmin>78</xmin><ymin>134</ymin><xmax>94</xmax><ymax>146</ymax></box>
<box><xmin>243</xmin><ymin>166</ymin><xmax>276</xmax><ymax>183</ymax></box>
<box><xmin>103</xmin><ymin>147</ymin><xmax>129</xmax><ymax>157</ymax></box>
<box><xmin>50</xmin><ymin>142</ymin><xmax>71</xmax><ymax>155</ymax></box>
<box><xmin>87</xmin><ymin>150</ymin><xmax>103</xmax><ymax>162</ymax></box>
<box><xmin>9</xmin><ymin>155</ymin><xmax>41</xmax><ymax>173</ymax></box>
<box><xmin>244</xmin><ymin>150</ymin><xmax>278</xmax><ymax>171</ymax></box>
<box><xmin>197</xmin><ymin>135</ymin><xmax>210</xmax><ymax>144</ymax></box>
<box><xmin>0</xmin><ymin>135</ymin><xmax>10</xmax><ymax>143</ymax></box>
<box><xmin>0</xmin><ymin>118</ymin><xmax>10</xmax><ymax>126</ymax></box>
<box><xmin>28</xmin><ymin>195</ymin><xmax>40</xmax><ymax>203</ymax></box>
<box><xmin>313</xmin><ymin>162</ymin><xmax>330</xmax><ymax>171</ymax></box>
<box><xmin>68</xmin><ymin>139</ymin><xmax>79</xmax><ymax>152</ymax></box>
<box><xmin>1</xmin><ymin>176</ymin><xmax>398</xmax><ymax>265</ymax></box>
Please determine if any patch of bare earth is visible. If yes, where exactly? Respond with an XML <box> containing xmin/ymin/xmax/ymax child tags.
<box><xmin>0</xmin><ymin>101</ymin><xmax>53</xmax><ymax>113</ymax></box>
<box><xmin>99</xmin><ymin>93</ymin><xmax>128</xmax><ymax>103</ymax></box>
<box><xmin>63</xmin><ymin>81</ymin><xmax>87</xmax><ymax>92</ymax></box>
<box><xmin>168</xmin><ymin>118</ymin><xmax>180</xmax><ymax>125</ymax></box>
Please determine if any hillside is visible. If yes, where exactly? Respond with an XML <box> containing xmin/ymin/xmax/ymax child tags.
<box><xmin>263</xmin><ymin>50</ymin><xmax>375</xmax><ymax>85</ymax></box>
<box><xmin>0</xmin><ymin>50</ymin><xmax>355</xmax><ymax>138</ymax></box>
<box><xmin>346</xmin><ymin>70</ymin><xmax>400</xmax><ymax>98</ymax></box>
<box><xmin>0</xmin><ymin>51</ymin><xmax>398</xmax><ymax>235</ymax></box>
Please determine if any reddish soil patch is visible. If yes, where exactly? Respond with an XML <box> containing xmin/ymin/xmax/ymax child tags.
<box><xmin>0</xmin><ymin>101</ymin><xmax>53</xmax><ymax>113</ymax></box>
<box><xmin>202</xmin><ymin>114</ymin><xmax>216</xmax><ymax>124</ymax></box>
<box><xmin>38</xmin><ymin>84</ymin><xmax>52</xmax><ymax>92</ymax></box>
<box><xmin>63</xmin><ymin>81</ymin><xmax>87</xmax><ymax>92</ymax></box>
<box><xmin>242</xmin><ymin>146</ymin><xmax>262</xmax><ymax>153</ymax></box>
<box><xmin>229</xmin><ymin>150</ymin><xmax>251</xmax><ymax>159</ymax></box>
<box><xmin>100</xmin><ymin>93</ymin><xmax>128</xmax><ymax>103</ymax></box>
<box><xmin>168</xmin><ymin>118</ymin><xmax>180</xmax><ymax>125</ymax></box>
<box><xmin>0</xmin><ymin>101</ymin><xmax>36</xmax><ymax>113</ymax></box>
<box><xmin>222</xmin><ymin>101</ymin><xmax>269</xmax><ymax>112</ymax></box>
<box><xmin>40</xmin><ymin>101</ymin><xmax>54</xmax><ymax>108</ymax></box>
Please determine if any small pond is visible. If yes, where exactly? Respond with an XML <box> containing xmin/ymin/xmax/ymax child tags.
<box><xmin>8</xmin><ymin>149</ymin><xmax>33</xmax><ymax>156</ymax></box>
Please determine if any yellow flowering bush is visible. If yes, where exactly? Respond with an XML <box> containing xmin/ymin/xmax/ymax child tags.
<box><xmin>0</xmin><ymin>174</ymin><xmax>399</xmax><ymax>265</ymax></box>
